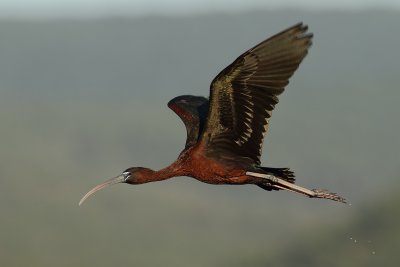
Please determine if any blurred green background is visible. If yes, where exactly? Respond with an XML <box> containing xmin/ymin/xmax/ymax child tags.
<box><xmin>1</xmin><ymin>1</ymin><xmax>400</xmax><ymax>266</ymax></box>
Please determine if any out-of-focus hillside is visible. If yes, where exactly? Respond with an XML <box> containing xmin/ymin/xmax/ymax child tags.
<box><xmin>0</xmin><ymin>10</ymin><xmax>399</xmax><ymax>267</ymax></box>
<box><xmin>227</xmin><ymin>182</ymin><xmax>400</xmax><ymax>267</ymax></box>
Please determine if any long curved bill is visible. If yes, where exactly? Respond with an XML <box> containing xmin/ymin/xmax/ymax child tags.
<box><xmin>79</xmin><ymin>174</ymin><xmax>125</xmax><ymax>206</ymax></box>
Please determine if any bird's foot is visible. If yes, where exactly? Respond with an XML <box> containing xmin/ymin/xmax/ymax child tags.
<box><xmin>311</xmin><ymin>189</ymin><xmax>346</xmax><ymax>203</ymax></box>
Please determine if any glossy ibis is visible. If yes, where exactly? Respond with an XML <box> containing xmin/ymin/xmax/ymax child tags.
<box><xmin>79</xmin><ymin>23</ymin><xmax>346</xmax><ymax>206</ymax></box>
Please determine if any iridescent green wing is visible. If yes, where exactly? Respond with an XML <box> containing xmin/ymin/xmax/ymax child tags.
<box><xmin>201</xmin><ymin>23</ymin><xmax>312</xmax><ymax>165</ymax></box>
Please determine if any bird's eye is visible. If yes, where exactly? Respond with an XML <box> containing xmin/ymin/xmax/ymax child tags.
<box><xmin>122</xmin><ymin>171</ymin><xmax>131</xmax><ymax>180</ymax></box>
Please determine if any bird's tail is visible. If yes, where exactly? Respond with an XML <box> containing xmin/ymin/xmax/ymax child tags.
<box><xmin>258</xmin><ymin>167</ymin><xmax>295</xmax><ymax>183</ymax></box>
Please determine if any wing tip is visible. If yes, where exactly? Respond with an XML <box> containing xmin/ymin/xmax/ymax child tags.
<box><xmin>281</xmin><ymin>22</ymin><xmax>313</xmax><ymax>40</ymax></box>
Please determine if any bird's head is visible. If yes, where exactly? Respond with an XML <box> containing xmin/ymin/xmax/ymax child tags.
<box><xmin>78</xmin><ymin>167</ymin><xmax>152</xmax><ymax>206</ymax></box>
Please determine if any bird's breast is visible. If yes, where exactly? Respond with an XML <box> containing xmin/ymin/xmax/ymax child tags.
<box><xmin>178</xmin><ymin>143</ymin><xmax>249</xmax><ymax>185</ymax></box>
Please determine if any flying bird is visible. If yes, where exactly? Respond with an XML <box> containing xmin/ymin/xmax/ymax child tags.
<box><xmin>79</xmin><ymin>23</ymin><xmax>346</xmax><ymax>206</ymax></box>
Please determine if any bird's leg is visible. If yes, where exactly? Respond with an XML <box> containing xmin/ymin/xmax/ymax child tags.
<box><xmin>245</xmin><ymin>171</ymin><xmax>346</xmax><ymax>203</ymax></box>
<box><xmin>246</xmin><ymin>171</ymin><xmax>315</xmax><ymax>195</ymax></box>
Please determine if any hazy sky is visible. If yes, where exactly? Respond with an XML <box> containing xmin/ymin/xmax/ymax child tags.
<box><xmin>1</xmin><ymin>0</ymin><xmax>399</xmax><ymax>18</ymax></box>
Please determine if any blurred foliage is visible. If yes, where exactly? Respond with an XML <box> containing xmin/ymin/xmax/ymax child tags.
<box><xmin>0</xmin><ymin>10</ymin><xmax>399</xmax><ymax>267</ymax></box>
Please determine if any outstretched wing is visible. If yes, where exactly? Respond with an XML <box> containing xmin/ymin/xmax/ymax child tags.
<box><xmin>168</xmin><ymin>95</ymin><xmax>209</xmax><ymax>148</ymax></box>
<box><xmin>201</xmin><ymin>23</ymin><xmax>312</xmax><ymax>165</ymax></box>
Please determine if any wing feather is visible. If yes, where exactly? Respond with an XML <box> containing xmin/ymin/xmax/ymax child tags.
<box><xmin>201</xmin><ymin>23</ymin><xmax>312</xmax><ymax>165</ymax></box>
<box><xmin>168</xmin><ymin>95</ymin><xmax>209</xmax><ymax>148</ymax></box>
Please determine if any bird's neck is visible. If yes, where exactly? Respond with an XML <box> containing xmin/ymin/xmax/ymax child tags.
<box><xmin>136</xmin><ymin>162</ymin><xmax>186</xmax><ymax>184</ymax></box>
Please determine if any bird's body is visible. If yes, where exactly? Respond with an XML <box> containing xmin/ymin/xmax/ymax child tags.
<box><xmin>129</xmin><ymin>144</ymin><xmax>248</xmax><ymax>185</ymax></box>
<box><xmin>79</xmin><ymin>23</ymin><xmax>346</xmax><ymax>206</ymax></box>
